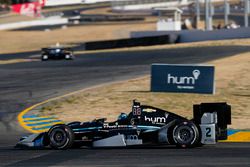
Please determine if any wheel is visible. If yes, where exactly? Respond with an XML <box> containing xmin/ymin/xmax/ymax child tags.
<box><xmin>65</xmin><ymin>54</ymin><xmax>74</xmax><ymax>60</ymax></box>
<box><xmin>172</xmin><ymin>121</ymin><xmax>200</xmax><ymax>148</ymax></box>
<box><xmin>48</xmin><ymin>124</ymin><xmax>74</xmax><ymax>149</ymax></box>
<box><xmin>41</xmin><ymin>55</ymin><xmax>49</xmax><ymax>61</ymax></box>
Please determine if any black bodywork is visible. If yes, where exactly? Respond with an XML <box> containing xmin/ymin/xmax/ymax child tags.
<box><xmin>68</xmin><ymin>102</ymin><xmax>188</xmax><ymax>146</ymax></box>
<box><xmin>41</xmin><ymin>47</ymin><xmax>74</xmax><ymax>60</ymax></box>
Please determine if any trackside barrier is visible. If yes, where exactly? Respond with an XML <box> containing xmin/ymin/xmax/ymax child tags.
<box><xmin>84</xmin><ymin>34</ymin><xmax>179</xmax><ymax>50</ymax></box>
<box><xmin>68</xmin><ymin>15</ymin><xmax>144</xmax><ymax>22</ymax></box>
<box><xmin>0</xmin><ymin>16</ymin><xmax>68</xmax><ymax>30</ymax></box>
<box><xmin>130</xmin><ymin>27</ymin><xmax>250</xmax><ymax>43</ymax></box>
<box><xmin>111</xmin><ymin>0</ymin><xmax>186</xmax><ymax>11</ymax></box>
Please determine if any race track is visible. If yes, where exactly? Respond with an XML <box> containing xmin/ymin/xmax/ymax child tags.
<box><xmin>1</xmin><ymin>44</ymin><xmax>250</xmax><ymax>166</ymax></box>
<box><xmin>0</xmin><ymin>143</ymin><xmax>250</xmax><ymax>166</ymax></box>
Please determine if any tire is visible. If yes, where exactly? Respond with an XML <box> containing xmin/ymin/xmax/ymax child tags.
<box><xmin>48</xmin><ymin>124</ymin><xmax>74</xmax><ymax>149</ymax></box>
<box><xmin>172</xmin><ymin>121</ymin><xmax>200</xmax><ymax>148</ymax></box>
<box><xmin>65</xmin><ymin>54</ymin><xmax>74</xmax><ymax>60</ymax></box>
<box><xmin>41</xmin><ymin>55</ymin><xmax>49</xmax><ymax>61</ymax></box>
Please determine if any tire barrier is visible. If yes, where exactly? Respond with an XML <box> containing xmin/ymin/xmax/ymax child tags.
<box><xmin>84</xmin><ymin>34</ymin><xmax>179</xmax><ymax>50</ymax></box>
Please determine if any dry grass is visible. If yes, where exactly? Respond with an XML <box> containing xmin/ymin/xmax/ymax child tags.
<box><xmin>0</xmin><ymin>21</ymin><xmax>155</xmax><ymax>54</ymax></box>
<box><xmin>38</xmin><ymin>40</ymin><xmax>250</xmax><ymax>129</ymax></box>
<box><xmin>0</xmin><ymin>5</ymin><xmax>243</xmax><ymax>55</ymax></box>
<box><xmin>0</xmin><ymin>13</ymin><xmax>35</xmax><ymax>24</ymax></box>
<box><xmin>0</xmin><ymin>15</ymin><xmax>243</xmax><ymax>55</ymax></box>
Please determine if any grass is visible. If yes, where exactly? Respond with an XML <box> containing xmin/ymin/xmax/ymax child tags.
<box><xmin>0</xmin><ymin>20</ymin><xmax>155</xmax><ymax>54</ymax></box>
<box><xmin>0</xmin><ymin>13</ymin><xmax>35</xmax><ymax>24</ymax></box>
<box><xmin>0</xmin><ymin>5</ymin><xmax>244</xmax><ymax>55</ymax></box>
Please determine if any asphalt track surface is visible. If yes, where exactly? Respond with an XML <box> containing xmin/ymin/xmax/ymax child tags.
<box><xmin>0</xmin><ymin>143</ymin><xmax>249</xmax><ymax>166</ymax></box>
<box><xmin>1</xmin><ymin>45</ymin><xmax>250</xmax><ymax>166</ymax></box>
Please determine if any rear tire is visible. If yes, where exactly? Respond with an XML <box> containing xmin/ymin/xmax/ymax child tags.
<box><xmin>48</xmin><ymin>124</ymin><xmax>74</xmax><ymax>149</ymax></box>
<box><xmin>172</xmin><ymin>121</ymin><xmax>200</xmax><ymax>148</ymax></box>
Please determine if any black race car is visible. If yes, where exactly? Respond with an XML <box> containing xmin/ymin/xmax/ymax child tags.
<box><xmin>41</xmin><ymin>46</ymin><xmax>74</xmax><ymax>61</ymax></box>
<box><xmin>16</xmin><ymin>100</ymin><xmax>231</xmax><ymax>149</ymax></box>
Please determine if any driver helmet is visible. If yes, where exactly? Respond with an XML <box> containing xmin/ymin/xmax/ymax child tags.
<box><xmin>118</xmin><ymin>113</ymin><xmax>128</xmax><ymax>121</ymax></box>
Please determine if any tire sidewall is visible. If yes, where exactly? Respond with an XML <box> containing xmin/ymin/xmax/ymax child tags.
<box><xmin>65</xmin><ymin>54</ymin><xmax>74</xmax><ymax>60</ymax></box>
<box><xmin>48</xmin><ymin>124</ymin><xmax>74</xmax><ymax>149</ymax></box>
<box><xmin>172</xmin><ymin>121</ymin><xmax>200</xmax><ymax>148</ymax></box>
<box><xmin>65</xmin><ymin>54</ymin><xmax>70</xmax><ymax>60</ymax></box>
<box><xmin>41</xmin><ymin>55</ymin><xmax>48</xmax><ymax>61</ymax></box>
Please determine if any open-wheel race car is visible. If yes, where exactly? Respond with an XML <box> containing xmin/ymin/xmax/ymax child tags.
<box><xmin>41</xmin><ymin>44</ymin><xmax>74</xmax><ymax>61</ymax></box>
<box><xmin>16</xmin><ymin>100</ymin><xmax>231</xmax><ymax>149</ymax></box>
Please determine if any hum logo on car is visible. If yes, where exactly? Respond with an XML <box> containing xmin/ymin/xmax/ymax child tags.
<box><xmin>144</xmin><ymin>114</ymin><xmax>168</xmax><ymax>124</ymax></box>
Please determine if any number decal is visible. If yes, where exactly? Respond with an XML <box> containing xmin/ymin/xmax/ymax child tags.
<box><xmin>126</xmin><ymin>135</ymin><xmax>138</xmax><ymax>140</ymax></box>
<box><xmin>133</xmin><ymin>107</ymin><xmax>141</xmax><ymax>116</ymax></box>
<box><xmin>205</xmin><ymin>127</ymin><xmax>212</xmax><ymax>137</ymax></box>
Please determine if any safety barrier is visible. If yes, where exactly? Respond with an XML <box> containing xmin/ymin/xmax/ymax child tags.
<box><xmin>111</xmin><ymin>0</ymin><xmax>191</xmax><ymax>11</ymax></box>
<box><xmin>130</xmin><ymin>27</ymin><xmax>250</xmax><ymax>43</ymax></box>
<box><xmin>0</xmin><ymin>16</ymin><xmax>68</xmax><ymax>30</ymax></box>
<box><xmin>84</xmin><ymin>34</ymin><xmax>178</xmax><ymax>50</ymax></box>
<box><xmin>68</xmin><ymin>14</ymin><xmax>144</xmax><ymax>22</ymax></box>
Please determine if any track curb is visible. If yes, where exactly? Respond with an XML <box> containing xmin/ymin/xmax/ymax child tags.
<box><xmin>17</xmin><ymin>81</ymin><xmax>121</xmax><ymax>133</ymax></box>
<box><xmin>18</xmin><ymin>99</ymin><xmax>61</xmax><ymax>133</ymax></box>
<box><xmin>17</xmin><ymin>88</ymin><xmax>92</xmax><ymax>133</ymax></box>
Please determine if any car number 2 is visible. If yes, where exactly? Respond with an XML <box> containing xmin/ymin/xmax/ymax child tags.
<box><xmin>206</xmin><ymin>127</ymin><xmax>212</xmax><ymax>137</ymax></box>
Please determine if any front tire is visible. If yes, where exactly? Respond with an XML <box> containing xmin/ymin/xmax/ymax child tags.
<box><xmin>65</xmin><ymin>54</ymin><xmax>74</xmax><ymax>60</ymax></box>
<box><xmin>172</xmin><ymin>121</ymin><xmax>200</xmax><ymax>148</ymax></box>
<box><xmin>41</xmin><ymin>55</ymin><xmax>49</xmax><ymax>61</ymax></box>
<box><xmin>48</xmin><ymin>124</ymin><xmax>74</xmax><ymax>149</ymax></box>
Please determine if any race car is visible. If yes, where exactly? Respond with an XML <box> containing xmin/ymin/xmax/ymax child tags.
<box><xmin>41</xmin><ymin>45</ymin><xmax>74</xmax><ymax>61</ymax></box>
<box><xmin>16</xmin><ymin>100</ymin><xmax>231</xmax><ymax>149</ymax></box>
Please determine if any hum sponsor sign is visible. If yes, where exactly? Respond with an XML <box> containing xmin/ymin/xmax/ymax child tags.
<box><xmin>151</xmin><ymin>64</ymin><xmax>215</xmax><ymax>94</ymax></box>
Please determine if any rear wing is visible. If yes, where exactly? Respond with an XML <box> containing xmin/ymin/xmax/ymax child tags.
<box><xmin>193</xmin><ymin>103</ymin><xmax>231</xmax><ymax>140</ymax></box>
<box><xmin>41</xmin><ymin>47</ymin><xmax>73</xmax><ymax>52</ymax></box>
